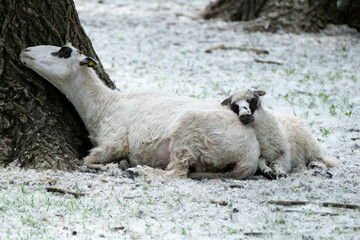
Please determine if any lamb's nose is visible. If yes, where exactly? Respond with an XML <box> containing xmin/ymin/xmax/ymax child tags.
<box><xmin>239</xmin><ymin>107</ymin><xmax>251</xmax><ymax>116</ymax></box>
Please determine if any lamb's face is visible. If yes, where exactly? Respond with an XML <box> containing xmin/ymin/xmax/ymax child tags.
<box><xmin>20</xmin><ymin>43</ymin><xmax>97</xmax><ymax>89</ymax></box>
<box><xmin>221</xmin><ymin>89</ymin><xmax>266</xmax><ymax>124</ymax></box>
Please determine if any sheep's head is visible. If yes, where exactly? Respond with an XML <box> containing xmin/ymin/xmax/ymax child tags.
<box><xmin>20</xmin><ymin>43</ymin><xmax>97</xmax><ymax>89</ymax></box>
<box><xmin>221</xmin><ymin>89</ymin><xmax>266</xmax><ymax>124</ymax></box>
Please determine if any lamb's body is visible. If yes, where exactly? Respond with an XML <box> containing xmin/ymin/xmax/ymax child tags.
<box><xmin>276</xmin><ymin>113</ymin><xmax>333</xmax><ymax>168</ymax></box>
<box><xmin>253</xmin><ymin>107</ymin><xmax>337</xmax><ymax>177</ymax></box>
<box><xmin>20</xmin><ymin>44</ymin><xmax>260</xmax><ymax>179</ymax></box>
<box><xmin>222</xmin><ymin>90</ymin><xmax>337</xmax><ymax>178</ymax></box>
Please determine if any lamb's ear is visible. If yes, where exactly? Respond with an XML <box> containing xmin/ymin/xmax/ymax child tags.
<box><xmin>254</xmin><ymin>90</ymin><xmax>266</xmax><ymax>97</ymax></box>
<box><xmin>79</xmin><ymin>57</ymin><xmax>98</xmax><ymax>67</ymax></box>
<box><xmin>221</xmin><ymin>96</ymin><xmax>233</xmax><ymax>106</ymax></box>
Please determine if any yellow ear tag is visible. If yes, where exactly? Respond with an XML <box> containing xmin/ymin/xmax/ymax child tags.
<box><xmin>88</xmin><ymin>61</ymin><xmax>95</xmax><ymax>67</ymax></box>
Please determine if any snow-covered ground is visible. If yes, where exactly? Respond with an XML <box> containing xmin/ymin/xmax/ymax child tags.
<box><xmin>1</xmin><ymin>0</ymin><xmax>360</xmax><ymax>239</ymax></box>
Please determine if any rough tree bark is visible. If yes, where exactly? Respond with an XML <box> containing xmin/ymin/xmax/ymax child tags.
<box><xmin>200</xmin><ymin>0</ymin><xmax>360</xmax><ymax>33</ymax></box>
<box><xmin>200</xmin><ymin>0</ymin><xmax>267</xmax><ymax>22</ymax></box>
<box><xmin>0</xmin><ymin>0</ymin><xmax>116</xmax><ymax>170</ymax></box>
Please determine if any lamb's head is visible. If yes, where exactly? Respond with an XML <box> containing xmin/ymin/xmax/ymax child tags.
<box><xmin>221</xmin><ymin>89</ymin><xmax>266</xmax><ymax>124</ymax></box>
<box><xmin>20</xmin><ymin>43</ymin><xmax>97</xmax><ymax>89</ymax></box>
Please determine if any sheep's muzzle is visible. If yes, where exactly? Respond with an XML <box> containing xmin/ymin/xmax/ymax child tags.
<box><xmin>239</xmin><ymin>114</ymin><xmax>254</xmax><ymax>124</ymax></box>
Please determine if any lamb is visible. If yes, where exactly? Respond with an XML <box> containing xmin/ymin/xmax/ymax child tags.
<box><xmin>221</xmin><ymin>89</ymin><xmax>338</xmax><ymax>179</ymax></box>
<box><xmin>19</xmin><ymin>43</ymin><xmax>261</xmax><ymax>180</ymax></box>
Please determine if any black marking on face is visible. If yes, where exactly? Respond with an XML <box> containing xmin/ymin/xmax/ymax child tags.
<box><xmin>247</xmin><ymin>97</ymin><xmax>258</xmax><ymax>114</ymax></box>
<box><xmin>51</xmin><ymin>46</ymin><xmax>72</xmax><ymax>58</ymax></box>
<box><xmin>230</xmin><ymin>103</ymin><xmax>240</xmax><ymax>115</ymax></box>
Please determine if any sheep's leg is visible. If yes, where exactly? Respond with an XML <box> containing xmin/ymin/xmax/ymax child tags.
<box><xmin>84</xmin><ymin>147</ymin><xmax>120</xmax><ymax>171</ymax></box>
<box><xmin>118</xmin><ymin>159</ymin><xmax>130</xmax><ymax>170</ymax></box>
<box><xmin>84</xmin><ymin>151</ymin><xmax>111</xmax><ymax>171</ymax></box>
<box><xmin>126</xmin><ymin>166</ymin><xmax>173</xmax><ymax>181</ymax></box>
<box><xmin>84</xmin><ymin>140</ymin><xmax>129</xmax><ymax>170</ymax></box>
<box><xmin>269</xmin><ymin>161</ymin><xmax>288</xmax><ymax>179</ymax></box>
<box><xmin>188</xmin><ymin>160</ymin><xmax>258</xmax><ymax>180</ymax></box>
<box><xmin>258</xmin><ymin>157</ymin><xmax>275</xmax><ymax>180</ymax></box>
<box><xmin>126</xmin><ymin>164</ymin><xmax>189</xmax><ymax>181</ymax></box>
<box><xmin>308</xmin><ymin>161</ymin><xmax>326</xmax><ymax>169</ymax></box>
<box><xmin>127</xmin><ymin>146</ymin><xmax>192</xmax><ymax>180</ymax></box>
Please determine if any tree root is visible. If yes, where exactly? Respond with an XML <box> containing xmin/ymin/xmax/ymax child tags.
<box><xmin>46</xmin><ymin>186</ymin><xmax>87</xmax><ymax>198</ymax></box>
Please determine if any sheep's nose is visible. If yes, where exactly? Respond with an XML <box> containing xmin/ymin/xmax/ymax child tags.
<box><xmin>239</xmin><ymin>114</ymin><xmax>254</xmax><ymax>124</ymax></box>
<box><xmin>239</xmin><ymin>107</ymin><xmax>251</xmax><ymax>116</ymax></box>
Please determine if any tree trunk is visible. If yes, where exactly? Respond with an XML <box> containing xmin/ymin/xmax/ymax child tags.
<box><xmin>200</xmin><ymin>0</ymin><xmax>360</xmax><ymax>33</ymax></box>
<box><xmin>0</xmin><ymin>0</ymin><xmax>116</xmax><ymax>170</ymax></box>
<box><xmin>200</xmin><ymin>0</ymin><xmax>267</xmax><ymax>22</ymax></box>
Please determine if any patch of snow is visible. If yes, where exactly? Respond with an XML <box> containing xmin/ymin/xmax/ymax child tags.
<box><xmin>1</xmin><ymin>0</ymin><xmax>359</xmax><ymax>239</ymax></box>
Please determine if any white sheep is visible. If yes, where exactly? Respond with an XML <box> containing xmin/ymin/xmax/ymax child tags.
<box><xmin>20</xmin><ymin>44</ymin><xmax>261</xmax><ymax>180</ymax></box>
<box><xmin>221</xmin><ymin>89</ymin><xmax>338</xmax><ymax>179</ymax></box>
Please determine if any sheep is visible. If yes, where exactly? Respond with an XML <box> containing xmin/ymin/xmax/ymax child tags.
<box><xmin>19</xmin><ymin>43</ymin><xmax>261</xmax><ymax>180</ymax></box>
<box><xmin>221</xmin><ymin>89</ymin><xmax>338</xmax><ymax>179</ymax></box>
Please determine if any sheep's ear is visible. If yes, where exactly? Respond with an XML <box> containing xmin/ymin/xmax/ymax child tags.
<box><xmin>79</xmin><ymin>57</ymin><xmax>98</xmax><ymax>67</ymax></box>
<box><xmin>221</xmin><ymin>96</ymin><xmax>232</xmax><ymax>106</ymax></box>
<box><xmin>254</xmin><ymin>90</ymin><xmax>266</xmax><ymax>97</ymax></box>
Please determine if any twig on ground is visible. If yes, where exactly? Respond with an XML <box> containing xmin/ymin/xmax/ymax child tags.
<box><xmin>244</xmin><ymin>232</ymin><xmax>264</xmax><ymax>236</ymax></box>
<box><xmin>284</xmin><ymin>209</ymin><xmax>340</xmax><ymax>216</ymax></box>
<box><xmin>39</xmin><ymin>178</ymin><xmax>58</xmax><ymax>185</ymax></box>
<box><xmin>205</xmin><ymin>44</ymin><xmax>225</xmax><ymax>53</ymax></box>
<box><xmin>254</xmin><ymin>58</ymin><xmax>282</xmax><ymax>65</ymax></box>
<box><xmin>175</xmin><ymin>13</ymin><xmax>198</xmax><ymax>20</ymax></box>
<box><xmin>349</xmin><ymin>128</ymin><xmax>360</xmax><ymax>132</ymax></box>
<box><xmin>210</xmin><ymin>200</ymin><xmax>228</xmax><ymax>206</ymax></box>
<box><xmin>111</xmin><ymin>226</ymin><xmax>125</xmax><ymax>231</ymax></box>
<box><xmin>205</xmin><ymin>44</ymin><xmax>269</xmax><ymax>54</ymax></box>
<box><xmin>322</xmin><ymin>202</ymin><xmax>360</xmax><ymax>210</ymax></box>
<box><xmin>46</xmin><ymin>186</ymin><xmax>87</xmax><ymax>198</ymax></box>
<box><xmin>267</xmin><ymin>200</ymin><xmax>360</xmax><ymax>210</ymax></box>
<box><xmin>123</xmin><ymin>195</ymin><xmax>142</xmax><ymax>199</ymax></box>
<box><xmin>267</xmin><ymin>200</ymin><xmax>308</xmax><ymax>206</ymax></box>
<box><xmin>240</xmin><ymin>47</ymin><xmax>269</xmax><ymax>55</ymax></box>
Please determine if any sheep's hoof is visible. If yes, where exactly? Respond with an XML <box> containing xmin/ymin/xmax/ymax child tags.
<box><xmin>262</xmin><ymin>170</ymin><xmax>276</xmax><ymax>180</ymax></box>
<box><xmin>275</xmin><ymin>171</ymin><xmax>288</xmax><ymax>179</ymax></box>
<box><xmin>118</xmin><ymin>160</ymin><xmax>130</xmax><ymax>170</ymax></box>
<box><xmin>123</xmin><ymin>169</ymin><xmax>139</xmax><ymax>179</ymax></box>
<box><xmin>308</xmin><ymin>161</ymin><xmax>324</xmax><ymax>169</ymax></box>
<box><xmin>326</xmin><ymin>171</ymin><xmax>333</xmax><ymax>178</ymax></box>
<box><xmin>311</xmin><ymin>170</ymin><xmax>333</xmax><ymax>179</ymax></box>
